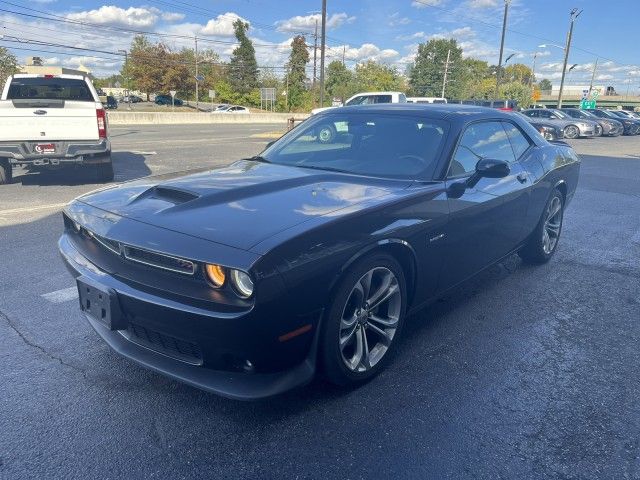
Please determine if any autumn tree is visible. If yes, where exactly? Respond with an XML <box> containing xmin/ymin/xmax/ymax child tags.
<box><xmin>124</xmin><ymin>35</ymin><xmax>166</xmax><ymax>99</ymax></box>
<box><xmin>228</xmin><ymin>19</ymin><xmax>258</xmax><ymax>94</ymax></box>
<box><xmin>503</xmin><ymin>63</ymin><xmax>534</xmax><ymax>85</ymax></box>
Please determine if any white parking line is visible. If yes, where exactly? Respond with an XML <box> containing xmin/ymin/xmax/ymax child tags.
<box><xmin>41</xmin><ymin>286</ymin><xmax>78</xmax><ymax>304</ymax></box>
<box><xmin>0</xmin><ymin>203</ymin><xmax>68</xmax><ymax>216</ymax></box>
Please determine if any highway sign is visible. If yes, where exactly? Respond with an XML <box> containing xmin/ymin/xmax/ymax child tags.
<box><xmin>580</xmin><ymin>100</ymin><xmax>596</xmax><ymax>110</ymax></box>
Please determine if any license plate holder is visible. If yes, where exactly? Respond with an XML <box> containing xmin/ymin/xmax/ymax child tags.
<box><xmin>77</xmin><ymin>276</ymin><xmax>126</xmax><ymax>330</ymax></box>
<box><xmin>35</xmin><ymin>143</ymin><xmax>56</xmax><ymax>154</ymax></box>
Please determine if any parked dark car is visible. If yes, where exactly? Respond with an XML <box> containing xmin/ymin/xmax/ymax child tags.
<box><xmin>522</xmin><ymin>108</ymin><xmax>601</xmax><ymax>138</ymax></box>
<box><xmin>155</xmin><ymin>94</ymin><xmax>183</xmax><ymax>106</ymax></box>
<box><xmin>588</xmin><ymin>109</ymin><xmax>640</xmax><ymax>135</ymax></box>
<box><xmin>560</xmin><ymin>108</ymin><xmax>623</xmax><ymax>137</ymax></box>
<box><xmin>103</xmin><ymin>95</ymin><xmax>118</xmax><ymax>110</ymax></box>
<box><xmin>59</xmin><ymin>105</ymin><xmax>580</xmax><ymax>399</ymax></box>
<box><xmin>513</xmin><ymin>111</ymin><xmax>564</xmax><ymax>141</ymax></box>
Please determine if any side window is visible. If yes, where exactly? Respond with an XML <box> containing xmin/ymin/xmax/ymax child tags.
<box><xmin>502</xmin><ymin>122</ymin><xmax>531</xmax><ymax>160</ymax></box>
<box><xmin>398</xmin><ymin>93</ymin><xmax>407</xmax><ymax>103</ymax></box>
<box><xmin>540</xmin><ymin>110</ymin><xmax>552</xmax><ymax>118</ymax></box>
<box><xmin>373</xmin><ymin>95</ymin><xmax>392</xmax><ymax>103</ymax></box>
<box><xmin>526</xmin><ymin>110</ymin><xmax>537</xmax><ymax>118</ymax></box>
<box><xmin>448</xmin><ymin>122</ymin><xmax>515</xmax><ymax>177</ymax></box>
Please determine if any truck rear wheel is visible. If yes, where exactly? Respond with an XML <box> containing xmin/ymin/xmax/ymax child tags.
<box><xmin>0</xmin><ymin>159</ymin><xmax>12</xmax><ymax>185</ymax></box>
<box><xmin>96</xmin><ymin>160</ymin><xmax>114</xmax><ymax>183</ymax></box>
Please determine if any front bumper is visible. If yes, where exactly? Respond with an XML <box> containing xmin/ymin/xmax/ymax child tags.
<box><xmin>58</xmin><ymin>233</ymin><xmax>320</xmax><ymax>400</ymax></box>
<box><xmin>1</xmin><ymin>139</ymin><xmax>110</xmax><ymax>166</ymax></box>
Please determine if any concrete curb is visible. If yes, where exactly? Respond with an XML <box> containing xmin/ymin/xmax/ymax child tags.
<box><xmin>107</xmin><ymin>112</ymin><xmax>310</xmax><ymax>125</ymax></box>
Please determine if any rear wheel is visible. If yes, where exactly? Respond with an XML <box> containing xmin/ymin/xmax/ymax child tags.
<box><xmin>316</xmin><ymin>123</ymin><xmax>336</xmax><ymax>144</ymax></box>
<box><xmin>0</xmin><ymin>159</ymin><xmax>12</xmax><ymax>185</ymax></box>
<box><xmin>519</xmin><ymin>188</ymin><xmax>564</xmax><ymax>264</ymax></box>
<box><xmin>95</xmin><ymin>159</ymin><xmax>114</xmax><ymax>183</ymax></box>
<box><xmin>320</xmin><ymin>253</ymin><xmax>407</xmax><ymax>386</ymax></box>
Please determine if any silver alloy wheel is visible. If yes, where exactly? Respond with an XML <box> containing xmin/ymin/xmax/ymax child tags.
<box><xmin>339</xmin><ymin>267</ymin><xmax>402</xmax><ymax>372</ymax></box>
<box><xmin>564</xmin><ymin>125</ymin><xmax>579</xmax><ymax>139</ymax></box>
<box><xmin>542</xmin><ymin>195</ymin><xmax>563</xmax><ymax>254</ymax></box>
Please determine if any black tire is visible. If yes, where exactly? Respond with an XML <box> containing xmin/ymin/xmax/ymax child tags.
<box><xmin>564</xmin><ymin>125</ymin><xmax>580</xmax><ymax>139</ymax></box>
<box><xmin>95</xmin><ymin>160</ymin><xmax>114</xmax><ymax>183</ymax></box>
<box><xmin>0</xmin><ymin>159</ymin><xmax>12</xmax><ymax>185</ymax></box>
<box><xmin>320</xmin><ymin>253</ymin><xmax>407</xmax><ymax>386</ymax></box>
<box><xmin>519</xmin><ymin>188</ymin><xmax>564</xmax><ymax>264</ymax></box>
<box><xmin>316</xmin><ymin>123</ymin><xmax>336</xmax><ymax>144</ymax></box>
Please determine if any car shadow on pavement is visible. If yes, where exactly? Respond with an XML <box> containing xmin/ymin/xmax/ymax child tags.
<box><xmin>12</xmin><ymin>151</ymin><xmax>151</xmax><ymax>186</ymax></box>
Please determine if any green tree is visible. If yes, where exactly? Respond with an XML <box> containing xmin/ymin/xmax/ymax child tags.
<box><xmin>286</xmin><ymin>35</ymin><xmax>310</xmax><ymax>110</ymax></box>
<box><xmin>325</xmin><ymin>60</ymin><xmax>355</xmax><ymax>103</ymax></box>
<box><xmin>228</xmin><ymin>19</ymin><xmax>258</xmax><ymax>94</ymax></box>
<box><xmin>499</xmin><ymin>81</ymin><xmax>533</xmax><ymax>108</ymax></box>
<box><xmin>409</xmin><ymin>38</ymin><xmax>463</xmax><ymax>98</ymax></box>
<box><xmin>458</xmin><ymin>58</ymin><xmax>491</xmax><ymax>99</ymax></box>
<box><xmin>538</xmin><ymin>78</ymin><xmax>552</xmax><ymax>93</ymax></box>
<box><xmin>354</xmin><ymin>61</ymin><xmax>404</xmax><ymax>92</ymax></box>
<box><xmin>0</xmin><ymin>47</ymin><xmax>18</xmax><ymax>86</ymax></box>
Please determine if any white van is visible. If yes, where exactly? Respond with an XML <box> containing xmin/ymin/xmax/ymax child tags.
<box><xmin>406</xmin><ymin>97</ymin><xmax>447</xmax><ymax>104</ymax></box>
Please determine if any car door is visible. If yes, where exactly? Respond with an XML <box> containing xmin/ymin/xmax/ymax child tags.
<box><xmin>438</xmin><ymin>121</ymin><xmax>530</xmax><ymax>291</ymax></box>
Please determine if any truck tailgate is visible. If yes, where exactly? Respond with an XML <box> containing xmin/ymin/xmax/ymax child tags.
<box><xmin>0</xmin><ymin>100</ymin><xmax>100</xmax><ymax>142</ymax></box>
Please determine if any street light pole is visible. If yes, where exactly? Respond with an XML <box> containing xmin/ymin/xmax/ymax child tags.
<box><xmin>195</xmin><ymin>36</ymin><xmax>199</xmax><ymax>111</ymax></box>
<box><xmin>588</xmin><ymin>58</ymin><xmax>598</xmax><ymax>95</ymax></box>
<box><xmin>118</xmin><ymin>49</ymin><xmax>131</xmax><ymax>110</ymax></box>
<box><xmin>557</xmin><ymin>8</ymin><xmax>582</xmax><ymax>108</ymax></box>
<box><xmin>495</xmin><ymin>0</ymin><xmax>511</xmax><ymax>97</ymax></box>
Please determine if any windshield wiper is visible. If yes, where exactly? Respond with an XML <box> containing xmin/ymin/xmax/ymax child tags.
<box><xmin>294</xmin><ymin>164</ymin><xmax>352</xmax><ymax>174</ymax></box>
<box><xmin>246</xmin><ymin>155</ymin><xmax>270</xmax><ymax>163</ymax></box>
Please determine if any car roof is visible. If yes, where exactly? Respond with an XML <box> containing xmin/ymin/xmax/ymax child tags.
<box><xmin>322</xmin><ymin>103</ymin><xmax>517</xmax><ymax>121</ymax></box>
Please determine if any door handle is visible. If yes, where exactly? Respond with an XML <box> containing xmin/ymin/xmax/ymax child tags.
<box><xmin>516</xmin><ymin>172</ymin><xmax>528</xmax><ymax>183</ymax></box>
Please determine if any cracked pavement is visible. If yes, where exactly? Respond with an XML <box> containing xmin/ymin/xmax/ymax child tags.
<box><xmin>1</xmin><ymin>126</ymin><xmax>639</xmax><ymax>479</ymax></box>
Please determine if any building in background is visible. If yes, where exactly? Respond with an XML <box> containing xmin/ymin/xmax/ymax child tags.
<box><xmin>18</xmin><ymin>57</ymin><xmax>93</xmax><ymax>78</ymax></box>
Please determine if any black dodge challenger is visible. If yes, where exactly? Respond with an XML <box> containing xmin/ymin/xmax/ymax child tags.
<box><xmin>59</xmin><ymin>104</ymin><xmax>580</xmax><ymax>399</ymax></box>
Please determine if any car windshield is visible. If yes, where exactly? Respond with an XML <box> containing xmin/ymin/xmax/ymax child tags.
<box><xmin>553</xmin><ymin>110</ymin><xmax>571</xmax><ymax>119</ymax></box>
<box><xmin>261</xmin><ymin>112</ymin><xmax>448</xmax><ymax>180</ymax></box>
<box><xmin>7</xmin><ymin>77</ymin><xmax>93</xmax><ymax>101</ymax></box>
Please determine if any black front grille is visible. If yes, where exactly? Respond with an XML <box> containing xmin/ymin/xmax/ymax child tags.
<box><xmin>124</xmin><ymin>322</ymin><xmax>203</xmax><ymax>365</ymax></box>
<box><xmin>122</xmin><ymin>245</ymin><xmax>196</xmax><ymax>275</ymax></box>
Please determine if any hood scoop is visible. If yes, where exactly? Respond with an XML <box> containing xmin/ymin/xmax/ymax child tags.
<box><xmin>132</xmin><ymin>185</ymin><xmax>200</xmax><ymax>206</ymax></box>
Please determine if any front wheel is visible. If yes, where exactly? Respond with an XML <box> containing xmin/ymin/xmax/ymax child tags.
<box><xmin>519</xmin><ymin>188</ymin><xmax>564</xmax><ymax>264</ymax></box>
<box><xmin>0</xmin><ymin>159</ymin><xmax>12</xmax><ymax>185</ymax></box>
<box><xmin>320</xmin><ymin>253</ymin><xmax>407</xmax><ymax>386</ymax></box>
<box><xmin>564</xmin><ymin>125</ymin><xmax>580</xmax><ymax>139</ymax></box>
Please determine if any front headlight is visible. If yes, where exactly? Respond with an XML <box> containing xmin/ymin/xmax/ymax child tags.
<box><xmin>230</xmin><ymin>269</ymin><xmax>254</xmax><ymax>298</ymax></box>
<box><xmin>205</xmin><ymin>264</ymin><xmax>226</xmax><ymax>287</ymax></box>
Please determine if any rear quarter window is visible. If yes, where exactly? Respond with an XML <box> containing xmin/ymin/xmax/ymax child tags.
<box><xmin>7</xmin><ymin>78</ymin><xmax>94</xmax><ymax>102</ymax></box>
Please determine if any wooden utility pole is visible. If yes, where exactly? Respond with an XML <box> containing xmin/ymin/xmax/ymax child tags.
<box><xmin>312</xmin><ymin>20</ymin><xmax>318</xmax><ymax>88</ymax></box>
<box><xmin>557</xmin><ymin>8</ymin><xmax>582</xmax><ymax>108</ymax></box>
<box><xmin>319</xmin><ymin>0</ymin><xmax>327</xmax><ymax>106</ymax></box>
<box><xmin>441</xmin><ymin>49</ymin><xmax>452</xmax><ymax>99</ymax></box>
<box><xmin>495</xmin><ymin>0</ymin><xmax>510</xmax><ymax>96</ymax></box>
<box><xmin>195</xmin><ymin>36</ymin><xmax>199</xmax><ymax>111</ymax></box>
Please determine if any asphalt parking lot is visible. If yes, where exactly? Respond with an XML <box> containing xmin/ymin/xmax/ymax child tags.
<box><xmin>1</xmin><ymin>126</ymin><xmax>639</xmax><ymax>479</ymax></box>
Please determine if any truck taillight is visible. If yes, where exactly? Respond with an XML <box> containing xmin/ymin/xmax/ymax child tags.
<box><xmin>96</xmin><ymin>108</ymin><xmax>107</xmax><ymax>138</ymax></box>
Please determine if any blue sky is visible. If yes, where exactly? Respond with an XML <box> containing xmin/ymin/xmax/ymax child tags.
<box><xmin>1</xmin><ymin>0</ymin><xmax>638</xmax><ymax>91</ymax></box>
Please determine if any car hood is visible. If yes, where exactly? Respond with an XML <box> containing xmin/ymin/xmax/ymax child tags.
<box><xmin>77</xmin><ymin>161</ymin><xmax>409</xmax><ymax>251</ymax></box>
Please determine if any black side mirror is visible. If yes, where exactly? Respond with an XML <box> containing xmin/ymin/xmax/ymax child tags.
<box><xmin>466</xmin><ymin>158</ymin><xmax>510</xmax><ymax>188</ymax></box>
<box><xmin>475</xmin><ymin>158</ymin><xmax>510</xmax><ymax>178</ymax></box>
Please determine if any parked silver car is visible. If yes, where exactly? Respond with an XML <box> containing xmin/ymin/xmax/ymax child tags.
<box><xmin>560</xmin><ymin>108</ymin><xmax>623</xmax><ymax>137</ymax></box>
<box><xmin>522</xmin><ymin>108</ymin><xmax>601</xmax><ymax>139</ymax></box>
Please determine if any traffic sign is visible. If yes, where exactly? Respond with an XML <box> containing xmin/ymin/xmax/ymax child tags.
<box><xmin>580</xmin><ymin>100</ymin><xmax>596</xmax><ymax>110</ymax></box>
<box><xmin>195</xmin><ymin>74</ymin><xmax>204</xmax><ymax>82</ymax></box>
<box><xmin>208</xmin><ymin>89</ymin><xmax>216</xmax><ymax>99</ymax></box>
<box><xmin>169</xmin><ymin>90</ymin><xmax>176</xmax><ymax>97</ymax></box>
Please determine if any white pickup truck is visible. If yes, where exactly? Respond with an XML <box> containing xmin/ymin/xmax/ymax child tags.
<box><xmin>0</xmin><ymin>74</ymin><xmax>112</xmax><ymax>184</ymax></box>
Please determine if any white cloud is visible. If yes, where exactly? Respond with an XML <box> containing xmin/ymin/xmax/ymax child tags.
<box><xmin>467</xmin><ymin>0</ymin><xmax>498</xmax><ymax>8</ymax></box>
<box><xmin>161</xmin><ymin>12</ymin><xmax>186</xmax><ymax>23</ymax></box>
<box><xmin>596</xmin><ymin>74</ymin><xmax>614</xmax><ymax>81</ymax></box>
<box><xmin>275</xmin><ymin>13</ymin><xmax>355</xmax><ymax>33</ymax></box>
<box><xmin>396</xmin><ymin>31</ymin><xmax>426</xmax><ymax>41</ymax></box>
<box><xmin>66</xmin><ymin>6</ymin><xmax>159</xmax><ymax>28</ymax></box>
<box><xmin>389</xmin><ymin>12</ymin><xmax>411</xmax><ymax>27</ymax></box>
<box><xmin>201</xmin><ymin>12</ymin><xmax>249</xmax><ymax>37</ymax></box>
<box><xmin>411</xmin><ymin>0</ymin><xmax>442</xmax><ymax>8</ymax></box>
<box><xmin>328</xmin><ymin>43</ymin><xmax>400</xmax><ymax>64</ymax></box>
